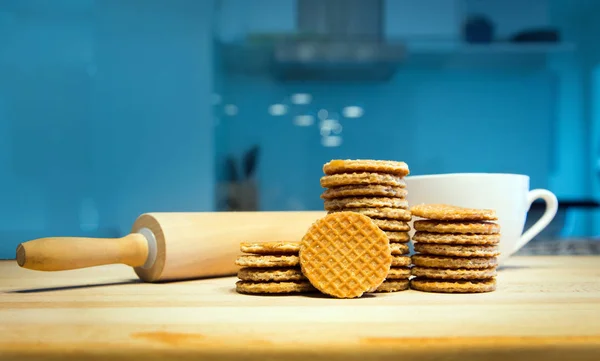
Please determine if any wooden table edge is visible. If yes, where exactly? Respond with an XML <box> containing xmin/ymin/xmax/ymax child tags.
<box><xmin>2</xmin><ymin>336</ymin><xmax>600</xmax><ymax>361</ymax></box>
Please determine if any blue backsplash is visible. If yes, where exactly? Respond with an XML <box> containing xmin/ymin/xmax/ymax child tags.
<box><xmin>0</xmin><ymin>0</ymin><xmax>216</xmax><ymax>257</ymax></box>
<box><xmin>0</xmin><ymin>0</ymin><xmax>598</xmax><ymax>258</ymax></box>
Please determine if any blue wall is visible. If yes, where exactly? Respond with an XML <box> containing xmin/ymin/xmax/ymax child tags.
<box><xmin>0</xmin><ymin>0</ymin><xmax>216</xmax><ymax>258</ymax></box>
<box><xmin>547</xmin><ymin>0</ymin><xmax>600</xmax><ymax>235</ymax></box>
<box><xmin>0</xmin><ymin>0</ymin><xmax>598</xmax><ymax>258</ymax></box>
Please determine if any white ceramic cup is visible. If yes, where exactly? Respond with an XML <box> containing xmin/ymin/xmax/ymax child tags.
<box><xmin>405</xmin><ymin>173</ymin><xmax>559</xmax><ymax>265</ymax></box>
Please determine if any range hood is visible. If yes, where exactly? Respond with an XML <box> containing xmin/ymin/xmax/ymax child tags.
<box><xmin>270</xmin><ymin>0</ymin><xmax>406</xmax><ymax>81</ymax></box>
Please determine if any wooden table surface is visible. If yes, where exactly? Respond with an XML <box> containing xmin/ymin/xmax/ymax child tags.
<box><xmin>1</xmin><ymin>256</ymin><xmax>600</xmax><ymax>361</ymax></box>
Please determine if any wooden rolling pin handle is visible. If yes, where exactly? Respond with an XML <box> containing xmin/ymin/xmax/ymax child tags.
<box><xmin>16</xmin><ymin>233</ymin><xmax>150</xmax><ymax>271</ymax></box>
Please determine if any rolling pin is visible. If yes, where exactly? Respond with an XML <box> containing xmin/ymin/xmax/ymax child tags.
<box><xmin>16</xmin><ymin>211</ymin><xmax>326</xmax><ymax>282</ymax></box>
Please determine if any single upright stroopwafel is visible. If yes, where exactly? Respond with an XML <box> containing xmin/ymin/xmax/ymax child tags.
<box><xmin>299</xmin><ymin>212</ymin><xmax>392</xmax><ymax>298</ymax></box>
<box><xmin>319</xmin><ymin>159</ymin><xmax>413</xmax><ymax>292</ymax></box>
<box><xmin>408</xmin><ymin>204</ymin><xmax>500</xmax><ymax>293</ymax></box>
<box><xmin>235</xmin><ymin>241</ymin><xmax>316</xmax><ymax>295</ymax></box>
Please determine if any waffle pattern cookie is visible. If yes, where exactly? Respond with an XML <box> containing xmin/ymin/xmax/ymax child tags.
<box><xmin>410</xmin><ymin>278</ymin><xmax>496</xmax><ymax>293</ymax></box>
<box><xmin>323</xmin><ymin>159</ymin><xmax>409</xmax><ymax>177</ymax></box>
<box><xmin>385</xmin><ymin>231</ymin><xmax>410</xmax><ymax>243</ymax></box>
<box><xmin>371</xmin><ymin>219</ymin><xmax>410</xmax><ymax>231</ymax></box>
<box><xmin>319</xmin><ymin>159</ymin><xmax>413</xmax><ymax>290</ymax></box>
<box><xmin>299</xmin><ymin>212</ymin><xmax>392</xmax><ymax>298</ymax></box>
<box><xmin>390</xmin><ymin>243</ymin><xmax>409</xmax><ymax>255</ymax></box>
<box><xmin>410</xmin><ymin>203</ymin><xmax>497</xmax><ymax>221</ymax></box>
<box><xmin>235</xmin><ymin>241</ymin><xmax>316</xmax><ymax>295</ymax></box>
<box><xmin>320</xmin><ymin>173</ymin><xmax>407</xmax><ymax>188</ymax></box>
<box><xmin>414</xmin><ymin>243</ymin><xmax>500</xmax><ymax>258</ymax></box>
<box><xmin>324</xmin><ymin>197</ymin><xmax>409</xmax><ymax>210</ymax></box>
<box><xmin>373</xmin><ymin>279</ymin><xmax>410</xmax><ymax>293</ymax></box>
<box><xmin>371</xmin><ymin>265</ymin><xmax>411</xmax><ymax>293</ymax></box>
<box><xmin>330</xmin><ymin>207</ymin><xmax>412</xmax><ymax>221</ymax></box>
<box><xmin>321</xmin><ymin>185</ymin><xmax>408</xmax><ymax>200</ymax></box>
<box><xmin>240</xmin><ymin>241</ymin><xmax>300</xmax><ymax>255</ymax></box>
<box><xmin>236</xmin><ymin>281</ymin><xmax>316</xmax><ymax>294</ymax></box>
<box><xmin>410</xmin><ymin>203</ymin><xmax>500</xmax><ymax>293</ymax></box>
<box><xmin>413</xmin><ymin>220</ymin><xmax>500</xmax><ymax>234</ymax></box>
<box><xmin>385</xmin><ymin>267</ymin><xmax>411</xmax><ymax>279</ymax></box>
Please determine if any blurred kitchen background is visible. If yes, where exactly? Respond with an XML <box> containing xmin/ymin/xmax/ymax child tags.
<box><xmin>1</xmin><ymin>0</ymin><xmax>599</xmax><ymax>258</ymax></box>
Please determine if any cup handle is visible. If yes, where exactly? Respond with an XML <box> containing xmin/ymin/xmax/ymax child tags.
<box><xmin>513</xmin><ymin>189</ymin><xmax>559</xmax><ymax>253</ymax></box>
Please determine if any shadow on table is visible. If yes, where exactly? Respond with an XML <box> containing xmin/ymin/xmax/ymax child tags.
<box><xmin>6</xmin><ymin>279</ymin><xmax>141</xmax><ymax>293</ymax></box>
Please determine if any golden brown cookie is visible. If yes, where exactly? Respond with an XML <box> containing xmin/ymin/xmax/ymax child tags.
<box><xmin>320</xmin><ymin>173</ymin><xmax>407</xmax><ymax>188</ymax></box>
<box><xmin>410</xmin><ymin>203</ymin><xmax>497</xmax><ymax>221</ymax></box>
<box><xmin>237</xmin><ymin>267</ymin><xmax>306</xmax><ymax>282</ymax></box>
<box><xmin>414</xmin><ymin>243</ymin><xmax>500</xmax><ymax>257</ymax></box>
<box><xmin>413</xmin><ymin>220</ymin><xmax>500</xmax><ymax>234</ymax></box>
<box><xmin>413</xmin><ymin>231</ymin><xmax>500</xmax><ymax>245</ymax></box>
<box><xmin>240</xmin><ymin>241</ymin><xmax>300</xmax><ymax>255</ymax></box>
<box><xmin>390</xmin><ymin>243</ymin><xmax>409</xmax><ymax>255</ymax></box>
<box><xmin>412</xmin><ymin>254</ymin><xmax>497</xmax><ymax>269</ymax></box>
<box><xmin>409</xmin><ymin>277</ymin><xmax>496</xmax><ymax>293</ymax></box>
<box><xmin>321</xmin><ymin>185</ymin><xmax>408</xmax><ymax>200</ymax></box>
<box><xmin>235</xmin><ymin>255</ymin><xmax>299</xmax><ymax>268</ymax></box>
<box><xmin>385</xmin><ymin>231</ymin><xmax>410</xmax><ymax>243</ymax></box>
<box><xmin>324</xmin><ymin>197</ymin><xmax>409</xmax><ymax>210</ymax></box>
<box><xmin>386</xmin><ymin>267</ymin><xmax>411</xmax><ymax>280</ymax></box>
<box><xmin>235</xmin><ymin>280</ymin><xmax>316</xmax><ymax>294</ymax></box>
<box><xmin>330</xmin><ymin>207</ymin><xmax>412</xmax><ymax>221</ymax></box>
<box><xmin>299</xmin><ymin>212</ymin><xmax>392</xmax><ymax>298</ymax></box>
<box><xmin>371</xmin><ymin>219</ymin><xmax>410</xmax><ymax>231</ymax></box>
<box><xmin>373</xmin><ymin>279</ymin><xmax>410</xmax><ymax>293</ymax></box>
<box><xmin>391</xmin><ymin>255</ymin><xmax>411</xmax><ymax>267</ymax></box>
<box><xmin>323</xmin><ymin>159</ymin><xmax>409</xmax><ymax>177</ymax></box>
<box><xmin>411</xmin><ymin>266</ymin><xmax>497</xmax><ymax>280</ymax></box>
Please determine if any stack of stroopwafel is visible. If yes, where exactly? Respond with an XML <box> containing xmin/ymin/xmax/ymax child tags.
<box><xmin>408</xmin><ymin>204</ymin><xmax>500</xmax><ymax>293</ymax></box>
<box><xmin>320</xmin><ymin>159</ymin><xmax>412</xmax><ymax>292</ymax></box>
<box><xmin>234</xmin><ymin>241</ymin><xmax>316</xmax><ymax>295</ymax></box>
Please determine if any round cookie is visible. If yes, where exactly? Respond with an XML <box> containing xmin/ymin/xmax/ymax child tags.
<box><xmin>414</xmin><ymin>243</ymin><xmax>500</xmax><ymax>257</ymax></box>
<box><xmin>412</xmin><ymin>254</ymin><xmax>498</xmax><ymax>269</ymax></box>
<box><xmin>386</xmin><ymin>267</ymin><xmax>411</xmax><ymax>280</ymax></box>
<box><xmin>240</xmin><ymin>241</ymin><xmax>300</xmax><ymax>255</ymax></box>
<box><xmin>324</xmin><ymin>197</ymin><xmax>409</xmax><ymax>211</ymax></box>
<box><xmin>385</xmin><ymin>231</ymin><xmax>410</xmax><ymax>243</ymax></box>
<box><xmin>237</xmin><ymin>267</ymin><xmax>306</xmax><ymax>282</ymax></box>
<box><xmin>329</xmin><ymin>207</ymin><xmax>411</xmax><ymax>221</ymax></box>
<box><xmin>323</xmin><ymin>159</ymin><xmax>409</xmax><ymax>177</ymax></box>
<box><xmin>411</xmin><ymin>266</ymin><xmax>497</xmax><ymax>280</ymax></box>
<box><xmin>409</xmin><ymin>278</ymin><xmax>497</xmax><ymax>293</ymax></box>
<box><xmin>235</xmin><ymin>255</ymin><xmax>299</xmax><ymax>268</ymax></box>
<box><xmin>235</xmin><ymin>280</ymin><xmax>316</xmax><ymax>294</ymax></box>
<box><xmin>371</xmin><ymin>219</ymin><xmax>410</xmax><ymax>232</ymax></box>
<box><xmin>320</xmin><ymin>173</ymin><xmax>407</xmax><ymax>188</ymax></box>
<box><xmin>390</xmin><ymin>243</ymin><xmax>409</xmax><ymax>255</ymax></box>
<box><xmin>321</xmin><ymin>185</ymin><xmax>408</xmax><ymax>199</ymax></box>
<box><xmin>391</xmin><ymin>255</ymin><xmax>411</xmax><ymax>267</ymax></box>
<box><xmin>413</xmin><ymin>220</ymin><xmax>500</xmax><ymax>234</ymax></box>
<box><xmin>413</xmin><ymin>231</ymin><xmax>500</xmax><ymax>245</ymax></box>
<box><xmin>299</xmin><ymin>212</ymin><xmax>392</xmax><ymax>298</ymax></box>
<box><xmin>410</xmin><ymin>203</ymin><xmax>497</xmax><ymax>221</ymax></box>
<box><xmin>373</xmin><ymin>279</ymin><xmax>410</xmax><ymax>293</ymax></box>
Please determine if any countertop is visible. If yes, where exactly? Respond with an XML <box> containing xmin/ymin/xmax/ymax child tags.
<box><xmin>1</xmin><ymin>256</ymin><xmax>600</xmax><ymax>361</ymax></box>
